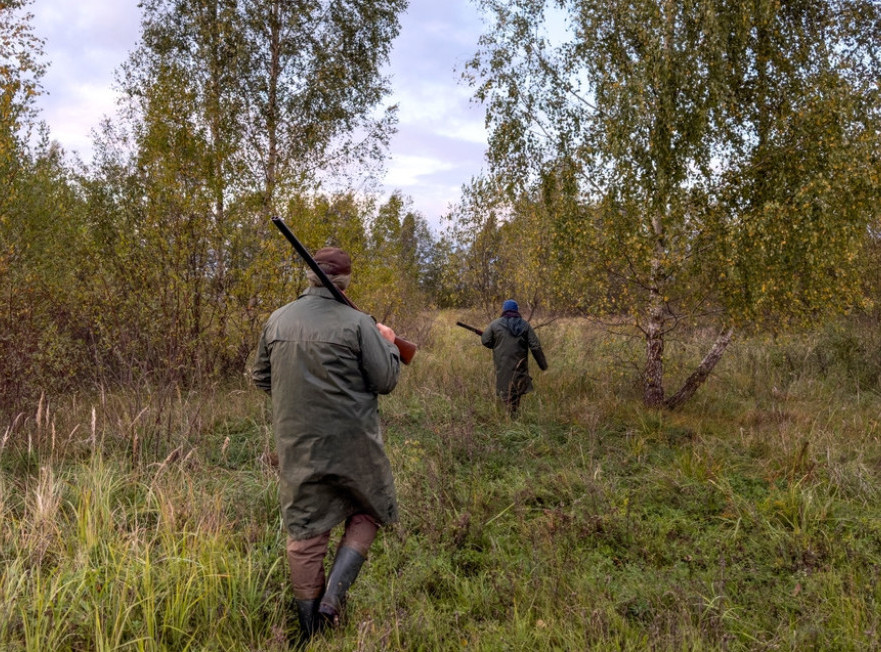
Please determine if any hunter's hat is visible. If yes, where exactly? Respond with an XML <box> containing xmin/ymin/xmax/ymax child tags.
<box><xmin>502</xmin><ymin>299</ymin><xmax>519</xmax><ymax>312</ymax></box>
<box><xmin>313</xmin><ymin>247</ymin><xmax>352</xmax><ymax>276</ymax></box>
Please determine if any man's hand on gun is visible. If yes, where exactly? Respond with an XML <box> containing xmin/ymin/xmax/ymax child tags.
<box><xmin>376</xmin><ymin>323</ymin><xmax>396</xmax><ymax>345</ymax></box>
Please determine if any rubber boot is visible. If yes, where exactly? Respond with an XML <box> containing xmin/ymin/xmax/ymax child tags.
<box><xmin>318</xmin><ymin>545</ymin><xmax>366</xmax><ymax>627</ymax></box>
<box><xmin>293</xmin><ymin>598</ymin><xmax>323</xmax><ymax>648</ymax></box>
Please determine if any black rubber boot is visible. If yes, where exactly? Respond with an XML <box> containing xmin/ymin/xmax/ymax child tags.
<box><xmin>318</xmin><ymin>546</ymin><xmax>366</xmax><ymax>627</ymax></box>
<box><xmin>293</xmin><ymin>598</ymin><xmax>323</xmax><ymax>647</ymax></box>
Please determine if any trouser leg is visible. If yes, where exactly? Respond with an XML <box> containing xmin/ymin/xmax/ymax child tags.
<box><xmin>340</xmin><ymin>512</ymin><xmax>380</xmax><ymax>556</ymax></box>
<box><xmin>318</xmin><ymin>513</ymin><xmax>380</xmax><ymax>626</ymax></box>
<box><xmin>287</xmin><ymin>531</ymin><xmax>331</xmax><ymax>599</ymax></box>
<box><xmin>506</xmin><ymin>393</ymin><xmax>521</xmax><ymax>417</ymax></box>
<box><xmin>286</xmin><ymin>531</ymin><xmax>331</xmax><ymax>643</ymax></box>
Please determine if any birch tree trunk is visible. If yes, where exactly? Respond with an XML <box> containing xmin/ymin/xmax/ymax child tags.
<box><xmin>643</xmin><ymin>290</ymin><xmax>667</xmax><ymax>408</ymax></box>
<box><xmin>664</xmin><ymin>328</ymin><xmax>734</xmax><ymax>410</ymax></box>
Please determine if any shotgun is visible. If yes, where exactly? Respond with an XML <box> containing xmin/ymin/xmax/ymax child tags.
<box><xmin>271</xmin><ymin>216</ymin><xmax>417</xmax><ymax>365</ymax></box>
<box><xmin>456</xmin><ymin>321</ymin><xmax>483</xmax><ymax>336</ymax></box>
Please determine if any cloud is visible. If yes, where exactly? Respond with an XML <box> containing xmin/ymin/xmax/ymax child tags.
<box><xmin>40</xmin><ymin>83</ymin><xmax>119</xmax><ymax>155</ymax></box>
<box><xmin>31</xmin><ymin>1</ymin><xmax>140</xmax><ymax>155</ymax></box>
<box><xmin>383</xmin><ymin>132</ymin><xmax>487</xmax><ymax>224</ymax></box>
<box><xmin>34</xmin><ymin>2</ymin><xmax>141</xmax><ymax>52</ymax></box>
<box><xmin>386</xmin><ymin>155</ymin><xmax>454</xmax><ymax>187</ymax></box>
<box><xmin>381</xmin><ymin>1</ymin><xmax>490</xmax><ymax>222</ymax></box>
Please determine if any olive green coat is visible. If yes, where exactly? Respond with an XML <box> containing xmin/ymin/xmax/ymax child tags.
<box><xmin>252</xmin><ymin>286</ymin><xmax>401</xmax><ymax>540</ymax></box>
<box><xmin>481</xmin><ymin>316</ymin><xmax>548</xmax><ymax>401</ymax></box>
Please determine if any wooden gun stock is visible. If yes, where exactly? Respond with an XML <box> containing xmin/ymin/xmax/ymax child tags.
<box><xmin>271</xmin><ymin>216</ymin><xmax>417</xmax><ymax>364</ymax></box>
<box><xmin>456</xmin><ymin>321</ymin><xmax>483</xmax><ymax>336</ymax></box>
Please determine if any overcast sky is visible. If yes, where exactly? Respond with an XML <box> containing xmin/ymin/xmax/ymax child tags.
<box><xmin>29</xmin><ymin>0</ymin><xmax>490</xmax><ymax>227</ymax></box>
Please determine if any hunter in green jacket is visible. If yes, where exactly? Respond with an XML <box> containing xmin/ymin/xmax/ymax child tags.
<box><xmin>252</xmin><ymin>247</ymin><xmax>400</xmax><ymax>644</ymax></box>
<box><xmin>481</xmin><ymin>299</ymin><xmax>548</xmax><ymax>416</ymax></box>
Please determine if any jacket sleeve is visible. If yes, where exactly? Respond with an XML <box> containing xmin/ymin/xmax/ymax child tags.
<box><xmin>527</xmin><ymin>325</ymin><xmax>548</xmax><ymax>371</ymax></box>
<box><xmin>251</xmin><ymin>328</ymin><xmax>273</xmax><ymax>394</ymax></box>
<box><xmin>480</xmin><ymin>324</ymin><xmax>495</xmax><ymax>349</ymax></box>
<box><xmin>359</xmin><ymin>316</ymin><xmax>401</xmax><ymax>395</ymax></box>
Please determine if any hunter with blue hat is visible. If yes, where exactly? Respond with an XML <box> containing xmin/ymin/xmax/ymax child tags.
<box><xmin>481</xmin><ymin>299</ymin><xmax>548</xmax><ymax>416</ymax></box>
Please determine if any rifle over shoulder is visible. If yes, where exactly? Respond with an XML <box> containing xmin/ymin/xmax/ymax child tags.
<box><xmin>271</xmin><ymin>216</ymin><xmax>417</xmax><ymax>364</ymax></box>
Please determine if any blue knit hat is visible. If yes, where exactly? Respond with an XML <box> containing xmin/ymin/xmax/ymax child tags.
<box><xmin>502</xmin><ymin>299</ymin><xmax>519</xmax><ymax>312</ymax></box>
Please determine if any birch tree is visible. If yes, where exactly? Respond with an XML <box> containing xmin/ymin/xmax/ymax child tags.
<box><xmin>0</xmin><ymin>0</ymin><xmax>44</xmax><ymax>216</ymax></box>
<box><xmin>83</xmin><ymin>0</ymin><xmax>407</xmax><ymax>380</ymax></box>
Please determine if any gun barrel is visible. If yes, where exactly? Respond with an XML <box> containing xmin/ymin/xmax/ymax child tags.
<box><xmin>456</xmin><ymin>321</ymin><xmax>483</xmax><ymax>336</ymax></box>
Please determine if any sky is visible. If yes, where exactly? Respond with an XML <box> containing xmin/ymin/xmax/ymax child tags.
<box><xmin>29</xmin><ymin>0</ymin><xmax>491</xmax><ymax>227</ymax></box>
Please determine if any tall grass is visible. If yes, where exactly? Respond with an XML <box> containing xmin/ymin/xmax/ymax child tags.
<box><xmin>2</xmin><ymin>313</ymin><xmax>881</xmax><ymax>650</ymax></box>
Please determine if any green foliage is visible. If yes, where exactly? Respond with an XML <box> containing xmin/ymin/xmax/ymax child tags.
<box><xmin>0</xmin><ymin>2</ymin><xmax>59</xmax><ymax>408</ymax></box>
<box><xmin>0</xmin><ymin>141</ymin><xmax>95</xmax><ymax>410</ymax></box>
<box><xmin>440</xmin><ymin>178</ymin><xmax>505</xmax><ymax>312</ymax></box>
<box><xmin>127</xmin><ymin>0</ymin><xmax>406</xmax><ymax>209</ymax></box>
<box><xmin>87</xmin><ymin>0</ymin><xmax>408</xmax><ymax>379</ymax></box>
<box><xmin>356</xmin><ymin>192</ymin><xmax>437</xmax><ymax>324</ymax></box>
<box><xmin>0</xmin><ymin>0</ymin><xmax>45</xmax><ymax>151</ymax></box>
<box><xmin>444</xmin><ymin>167</ymin><xmax>608</xmax><ymax>316</ymax></box>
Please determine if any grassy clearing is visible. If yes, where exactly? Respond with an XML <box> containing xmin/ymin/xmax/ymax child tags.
<box><xmin>2</xmin><ymin>313</ymin><xmax>881</xmax><ymax>650</ymax></box>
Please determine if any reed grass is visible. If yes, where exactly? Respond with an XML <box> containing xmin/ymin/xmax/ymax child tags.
<box><xmin>2</xmin><ymin>312</ymin><xmax>881</xmax><ymax>650</ymax></box>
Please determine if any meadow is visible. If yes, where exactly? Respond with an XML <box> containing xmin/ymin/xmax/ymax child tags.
<box><xmin>2</xmin><ymin>312</ymin><xmax>881</xmax><ymax>651</ymax></box>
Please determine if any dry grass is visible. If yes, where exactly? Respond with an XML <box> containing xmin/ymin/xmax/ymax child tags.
<box><xmin>2</xmin><ymin>313</ymin><xmax>881</xmax><ymax>650</ymax></box>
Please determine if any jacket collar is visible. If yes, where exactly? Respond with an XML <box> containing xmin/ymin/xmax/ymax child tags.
<box><xmin>301</xmin><ymin>285</ymin><xmax>339</xmax><ymax>300</ymax></box>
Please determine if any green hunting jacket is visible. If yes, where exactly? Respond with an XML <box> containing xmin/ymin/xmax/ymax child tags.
<box><xmin>252</xmin><ymin>286</ymin><xmax>401</xmax><ymax>540</ymax></box>
<box><xmin>481</xmin><ymin>315</ymin><xmax>548</xmax><ymax>401</ymax></box>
